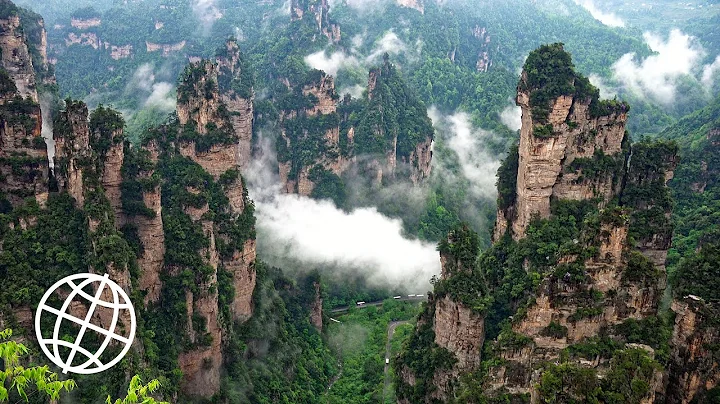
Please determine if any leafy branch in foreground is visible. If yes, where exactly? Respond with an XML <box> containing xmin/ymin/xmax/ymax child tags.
<box><xmin>106</xmin><ymin>375</ymin><xmax>168</xmax><ymax>404</ymax></box>
<box><xmin>0</xmin><ymin>328</ymin><xmax>76</xmax><ymax>403</ymax></box>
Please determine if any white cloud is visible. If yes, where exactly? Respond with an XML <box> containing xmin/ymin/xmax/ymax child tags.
<box><xmin>246</xmin><ymin>133</ymin><xmax>440</xmax><ymax>292</ymax></box>
<box><xmin>702</xmin><ymin>55</ymin><xmax>720</xmax><ymax>89</ymax></box>
<box><xmin>429</xmin><ymin>108</ymin><xmax>501</xmax><ymax>199</ymax></box>
<box><xmin>340</xmin><ymin>84</ymin><xmax>366</xmax><ymax>99</ymax></box>
<box><xmin>366</xmin><ymin>31</ymin><xmax>408</xmax><ymax>64</ymax></box>
<box><xmin>573</xmin><ymin>0</ymin><xmax>625</xmax><ymax>27</ymax></box>
<box><xmin>192</xmin><ymin>0</ymin><xmax>222</xmax><ymax>34</ymax></box>
<box><xmin>499</xmin><ymin>104</ymin><xmax>522</xmax><ymax>132</ymax></box>
<box><xmin>127</xmin><ymin>64</ymin><xmax>176</xmax><ymax>112</ymax></box>
<box><xmin>588</xmin><ymin>73</ymin><xmax>617</xmax><ymax>99</ymax></box>
<box><xmin>612</xmin><ymin>29</ymin><xmax>705</xmax><ymax>105</ymax></box>
<box><xmin>304</xmin><ymin>50</ymin><xmax>360</xmax><ymax>76</ymax></box>
<box><xmin>145</xmin><ymin>82</ymin><xmax>176</xmax><ymax>112</ymax></box>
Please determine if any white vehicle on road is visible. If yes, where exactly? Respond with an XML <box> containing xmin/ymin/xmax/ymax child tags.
<box><xmin>356</xmin><ymin>301</ymin><xmax>366</xmax><ymax>305</ymax></box>
<box><xmin>393</xmin><ymin>296</ymin><xmax>402</xmax><ymax>299</ymax></box>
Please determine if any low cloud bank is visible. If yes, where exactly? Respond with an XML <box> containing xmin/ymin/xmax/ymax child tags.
<box><xmin>612</xmin><ymin>29</ymin><xmax>705</xmax><ymax>105</ymax></box>
<box><xmin>499</xmin><ymin>104</ymin><xmax>522</xmax><ymax>132</ymax></box>
<box><xmin>246</xmin><ymin>134</ymin><xmax>440</xmax><ymax>292</ymax></box>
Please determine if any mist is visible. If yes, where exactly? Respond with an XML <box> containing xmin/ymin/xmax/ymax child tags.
<box><xmin>702</xmin><ymin>55</ymin><xmax>720</xmax><ymax>89</ymax></box>
<box><xmin>246</xmin><ymin>133</ymin><xmax>440</xmax><ymax>292</ymax></box>
<box><xmin>612</xmin><ymin>29</ymin><xmax>704</xmax><ymax>105</ymax></box>
<box><xmin>429</xmin><ymin>108</ymin><xmax>502</xmax><ymax>199</ymax></box>
<box><xmin>126</xmin><ymin>64</ymin><xmax>177</xmax><ymax>112</ymax></box>
<box><xmin>39</xmin><ymin>93</ymin><xmax>55</xmax><ymax>167</ymax></box>
<box><xmin>573</xmin><ymin>0</ymin><xmax>625</xmax><ymax>27</ymax></box>
<box><xmin>192</xmin><ymin>0</ymin><xmax>222</xmax><ymax>34</ymax></box>
<box><xmin>499</xmin><ymin>104</ymin><xmax>522</xmax><ymax>132</ymax></box>
<box><xmin>305</xmin><ymin>51</ymin><xmax>360</xmax><ymax>76</ymax></box>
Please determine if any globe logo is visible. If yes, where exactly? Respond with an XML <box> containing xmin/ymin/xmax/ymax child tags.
<box><xmin>34</xmin><ymin>273</ymin><xmax>136</xmax><ymax>375</ymax></box>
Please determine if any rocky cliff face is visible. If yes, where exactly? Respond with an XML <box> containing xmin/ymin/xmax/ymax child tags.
<box><xmin>53</xmin><ymin>100</ymin><xmax>91</xmax><ymax>206</ymax></box>
<box><xmin>167</xmin><ymin>43</ymin><xmax>258</xmax><ymax>396</ymax></box>
<box><xmin>351</xmin><ymin>60</ymin><xmax>434</xmax><ymax>187</ymax></box>
<box><xmin>277</xmin><ymin>72</ymin><xmax>344</xmax><ymax>196</ymax></box>
<box><xmin>397</xmin><ymin>44</ymin><xmax>675</xmax><ymax>404</ymax></box>
<box><xmin>290</xmin><ymin>0</ymin><xmax>340</xmax><ymax>42</ymax></box>
<box><xmin>0</xmin><ymin>14</ymin><xmax>39</xmax><ymax>101</ymax></box>
<box><xmin>496</xmin><ymin>76</ymin><xmax>628</xmax><ymax>241</ymax></box>
<box><xmin>666</xmin><ymin>297</ymin><xmax>720</xmax><ymax>404</ymax></box>
<box><xmin>0</xmin><ymin>8</ymin><xmax>50</xmax><ymax>209</ymax></box>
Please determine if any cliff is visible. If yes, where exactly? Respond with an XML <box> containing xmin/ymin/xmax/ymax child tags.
<box><xmin>351</xmin><ymin>58</ymin><xmax>434</xmax><ymax>187</ymax></box>
<box><xmin>290</xmin><ymin>0</ymin><xmax>340</xmax><ymax>42</ymax></box>
<box><xmin>0</xmin><ymin>4</ymin><xmax>50</xmax><ymax>209</ymax></box>
<box><xmin>666</xmin><ymin>297</ymin><xmax>720</xmax><ymax>403</ymax></box>
<box><xmin>396</xmin><ymin>44</ymin><xmax>677</xmax><ymax>403</ymax></box>
<box><xmin>495</xmin><ymin>44</ymin><xmax>629</xmax><ymax>241</ymax></box>
<box><xmin>277</xmin><ymin>71</ymin><xmax>345</xmax><ymax>196</ymax></box>
<box><xmin>150</xmin><ymin>41</ymin><xmax>257</xmax><ymax>397</ymax></box>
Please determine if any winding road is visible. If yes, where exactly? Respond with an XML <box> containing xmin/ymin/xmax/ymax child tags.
<box><xmin>383</xmin><ymin>320</ymin><xmax>409</xmax><ymax>402</ymax></box>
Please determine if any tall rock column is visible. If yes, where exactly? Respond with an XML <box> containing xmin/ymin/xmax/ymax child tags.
<box><xmin>53</xmin><ymin>100</ymin><xmax>91</xmax><ymax>206</ymax></box>
<box><xmin>496</xmin><ymin>44</ymin><xmax>629</xmax><ymax>241</ymax></box>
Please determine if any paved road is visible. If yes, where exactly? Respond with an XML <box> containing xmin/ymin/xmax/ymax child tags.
<box><xmin>330</xmin><ymin>296</ymin><xmax>427</xmax><ymax>314</ymax></box>
<box><xmin>383</xmin><ymin>320</ymin><xmax>409</xmax><ymax>402</ymax></box>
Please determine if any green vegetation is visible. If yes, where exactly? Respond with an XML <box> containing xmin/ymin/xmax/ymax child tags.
<box><xmin>106</xmin><ymin>376</ymin><xmax>167</xmax><ymax>404</ymax></box>
<box><xmin>326</xmin><ymin>300</ymin><xmax>421</xmax><ymax>403</ymax></box>
<box><xmin>0</xmin><ymin>329</ymin><xmax>76</xmax><ymax>402</ymax></box>
<box><xmin>537</xmin><ymin>348</ymin><xmax>660</xmax><ymax>403</ymax></box>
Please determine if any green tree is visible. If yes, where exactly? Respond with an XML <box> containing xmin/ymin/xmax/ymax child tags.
<box><xmin>106</xmin><ymin>375</ymin><xmax>167</xmax><ymax>404</ymax></box>
<box><xmin>0</xmin><ymin>329</ymin><xmax>76</xmax><ymax>402</ymax></box>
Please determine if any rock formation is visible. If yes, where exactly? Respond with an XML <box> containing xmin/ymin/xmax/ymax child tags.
<box><xmin>666</xmin><ymin>297</ymin><xmax>720</xmax><ymax>404</ymax></box>
<box><xmin>495</xmin><ymin>53</ymin><xmax>629</xmax><ymax>241</ymax></box>
<box><xmin>166</xmin><ymin>41</ymin><xmax>258</xmax><ymax>396</ymax></box>
<box><xmin>351</xmin><ymin>58</ymin><xmax>434</xmax><ymax>187</ymax></box>
<box><xmin>53</xmin><ymin>100</ymin><xmax>91</xmax><ymax>206</ymax></box>
<box><xmin>290</xmin><ymin>0</ymin><xmax>340</xmax><ymax>42</ymax></box>
<box><xmin>397</xmin><ymin>44</ymin><xmax>676</xmax><ymax>403</ymax></box>
<box><xmin>277</xmin><ymin>71</ymin><xmax>344</xmax><ymax>196</ymax></box>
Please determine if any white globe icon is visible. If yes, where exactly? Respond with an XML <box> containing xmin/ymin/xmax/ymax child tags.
<box><xmin>34</xmin><ymin>273</ymin><xmax>136</xmax><ymax>375</ymax></box>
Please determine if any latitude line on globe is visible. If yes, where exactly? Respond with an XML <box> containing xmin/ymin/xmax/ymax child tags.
<box><xmin>40</xmin><ymin>305</ymin><xmax>131</xmax><ymax>344</ymax></box>
<box><xmin>62</xmin><ymin>273</ymin><xmax>110</xmax><ymax>373</ymax></box>
<box><xmin>66</xmin><ymin>280</ymin><xmax>133</xmax><ymax>309</ymax></box>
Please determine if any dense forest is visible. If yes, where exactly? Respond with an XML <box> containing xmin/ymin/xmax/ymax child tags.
<box><xmin>1</xmin><ymin>0</ymin><xmax>720</xmax><ymax>403</ymax></box>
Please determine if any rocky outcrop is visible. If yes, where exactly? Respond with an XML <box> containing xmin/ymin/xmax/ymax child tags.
<box><xmin>100</xmin><ymin>128</ymin><xmax>125</xmax><ymax>227</ymax></box>
<box><xmin>352</xmin><ymin>60</ymin><xmax>434</xmax><ymax>187</ymax></box>
<box><xmin>290</xmin><ymin>0</ymin><xmax>340</xmax><ymax>42</ymax></box>
<box><xmin>496</xmin><ymin>71</ymin><xmax>628</xmax><ymax>241</ymax></box>
<box><xmin>310</xmin><ymin>281</ymin><xmax>323</xmax><ymax>330</ymax></box>
<box><xmin>108</xmin><ymin>44</ymin><xmax>132</xmax><ymax>60</ymax></box>
<box><xmin>146</xmin><ymin>40</ymin><xmax>186</xmax><ymax>56</ymax></box>
<box><xmin>666</xmin><ymin>297</ymin><xmax>720</xmax><ymax>403</ymax></box>
<box><xmin>169</xmin><ymin>43</ymin><xmax>258</xmax><ymax>396</ymax></box>
<box><xmin>70</xmin><ymin>17</ymin><xmax>101</xmax><ymax>29</ymax></box>
<box><xmin>472</xmin><ymin>25</ymin><xmax>492</xmax><ymax>72</ymax></box>
<box><xmin>396</xmin><ymin>0</ymin><xmax>424</xmax><ymax>13</ymax></box>
<box><xmin>65</xmin><ymin>32</ymin><xmax>99</xmax><ymax>49</ymax></box>
<box><xmin>277</xmin><ymin>72</ymin><xmax>344</xmax><ymax>196</ymax></box>
<box><xmin>134</xmin><ymin>141</ymin><xmax>165</xmax><ymax>305</ymax></box>
<box><xmin>0</xmin><ymin>15</ymin><xmax>39</xmax><ymax>101</ymax></box>
<box><xmin>53</xmin><ymin>100</ymin><xmax>90</xmax><ymax>206</ymax></box>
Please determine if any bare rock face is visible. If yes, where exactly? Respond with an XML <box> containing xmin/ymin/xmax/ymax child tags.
<box><xmin>100</xmin><ymin>129</ymin><xmax>125</xmax><ymax>227</ymax></box>
<box><xmin>504</xmin><ymin>87</ymin><xmax>628</xmax><ymax>240</ymax></box>
<box><xmin>666</xmin><ymin>298</ymin><xmax>720</xmax><ymax>404</ymax></box>
<box><xmin>0</xmin><ymin>8</ymin><xmax>54</xmax><ymax>208</ymax></box>
<box><xmin>53</xmin><ymin>100</ymin><xmax>91</xmax><ymax>206</ymax></box>
<box><xmin>278</xmin><ymin>71</ymin><xmax>344</xmax><ymax>196</ymax></box>
<box><xmin>396</xmin><ymin>0</ymin><xmax>425</xmax><ymax>13</ymax></box>
<box><xmin>354</xmin><ymin>61</ymin><xmax>434</xmax><ymax>187</ymax></box>
<box><xmin>177</xmin><ymin>221</ymin><xmax>224</xmax><ymax>397</ymax></box>
<box><xmin>134</xmin><ymin>140</ymin><xmax>165</xmax><ymax>305</ymax></box>
<box><xmin>310</xmin><ymin>281</ymin><xmax>323</xmax><ymax>330</ymax></box>
<box><xmin>0</xmin><ymin>15</ymin><xmax>38</xmax><ymax>101</ymax></box>
<box><xmin>290</xmin><ymin>0</ymin><xmax>340</xmax><ymax>42</ymax></box>
<box><xmin>145</xmin><ymin>40</ymin><xmax>186</xmax><ymax>56</ymax></box>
